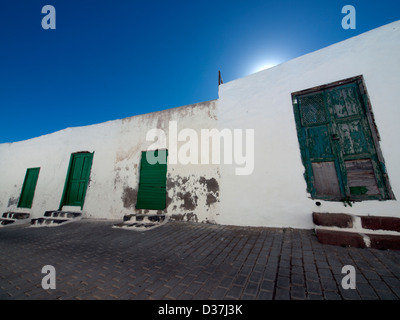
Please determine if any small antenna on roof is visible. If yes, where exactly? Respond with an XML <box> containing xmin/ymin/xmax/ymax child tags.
<box><xmin>218</xmin><ymin>70</ymin><xmax>223</xmax><ymax>86</ymax></box>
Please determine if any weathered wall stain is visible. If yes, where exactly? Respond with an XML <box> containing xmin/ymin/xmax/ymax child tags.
<box><xmin>8</xmin><ymin>197</ymin><xmax>18</xmax><ymax>207</ymax></box>
<box><xmin>165</xmin><ymin>193</ymin><xmax>172</xmax><ymax>210</ymax></box>
<box><xmin>206</xmin><ymin>194</ymin><xmax>217</xmax><ymax>206</ymax></box>
<box><xmin>171</xmin><ymin>213</ymin><xmax>184</xmax><ymax>221</ymax></box>
<box><xmin>199</xmin><ymin>177</ymin><xmax>219</xmax><ymax>193</ymax></box>
<box><xmin>186</xmin><ymin>212</ymin><xmax>198</xmax><ymax>222</ymax></box>
<box><xmin>177</xmin><ymin>191</ymin><xmax>198</xmax><ymax>211</ymax></box>
<box><xmin>116</xmin><ymin>145</ymin><xmax>141</xmax><ymax>163</ymax></box>
<box><xmin>121</xmin><ymin>186</ymin><xmax>137</xmax><ymax>209</ymax></box>
<box><xmin>170</xmin><ymin>212</ymin><xmax>198</xmax><ymax>222</ymax></box>
<box><xmin>114</xmin><ymin>101</ymin><xmax>219</xmax><ymax>219</ymax></box>
<box><xmin>166</xmin><ymin>177</ymin><xmax>176</xmax><ymax>189</ymax></box>
<box><xmin>113</xmin><ymin>170</ymin><xmax>121</xmax><ymax>190</ymax></box>
<box><xmin>166</xmin><ymin>173</ymin><xmax>220</xmax><ymax>218</ymax></box>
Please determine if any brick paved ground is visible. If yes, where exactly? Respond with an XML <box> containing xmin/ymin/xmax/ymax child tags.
<box><xmin>0</xmin><ymin>219</ymin><xmax>399</xmax><ymax>300</ymax></box>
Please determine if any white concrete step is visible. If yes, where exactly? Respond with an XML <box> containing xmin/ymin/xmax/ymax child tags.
<box><xmin>0</xmin><ymin>212</ymin><xmax>30</xmax><ymax>226</ymax></box>
<box><xmin>30</xmin><ymin>211</ymin><xmax>82</xmax><ymax>227</ymax></box>
<box><xmin>313</xmin><ymin>212</ymin><xmax>400</xmax><ymax>250</ymax></box>
<box><xmin>113</xmin><ymin>214</ymin><xmax>167</xmax><ymax>230</ymax></box>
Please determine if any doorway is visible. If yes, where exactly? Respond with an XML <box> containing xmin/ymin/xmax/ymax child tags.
<box><xmin>59</xmin><ymin>152</ymin><xmax>94</xmax><ymax>209</ymax></box>
<box><xmin>292</xmin><ymin>76</ymin><xmax>393</xmax><ymax>201</ymax></box>
<box><xmin>18</xmin><ymin>167</ymin><xmax>40</xmax><ymax>208</ymax></box>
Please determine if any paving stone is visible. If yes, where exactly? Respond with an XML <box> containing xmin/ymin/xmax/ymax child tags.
<box><xmin>307</xmin><ymin>293</ymin><xmax>324</xmax><ymax>300</ymax></box>
<box><xmin>324</xmin><ymin>290</ymin><xmax>342</xmax><ymax>300</ymax></box>
<box><xmin>291</xmin><ymin>258</ymin><xmax>303</xmax><ymax>267</ymax></box>
<box><xmin>193</xmin><ymin>289</ymin><xmax>211</xmax><ymax>300</ymax></box>
<box><xmin>185</xmin><ymin>281</ymin><xmax>202</xmax><ymax>295</ymax></box>
<box><xmin>361</xmin><ymin>269</ymin><xmax>381</xmax><ymax>281</ymax></box>
<box><xmin>276</xmin><ymin>276</ymin><xmax>290</xmax><ymax>289</ymax></box>
<box><xmin>278</xmin><ymin>267</ymin><xmax>290</xmax><ymax>278</ymax></box>
<box><xmin>274</xmin><ymin>287</ymin><xmax>290</xmax><ymax>300</ymax></box>
<box><xmin>165</xmin><ymin>284</ymin><xmax>187</xmax><ymax>299</ymax></box>
<box><xmin>320</xmin><ymin>276</ymin><xmax>339</xmax><ymax>292</ymax></box>
<box><xmin>291</xmin><ymin>273</ymin><xmax>305</xmax><ymax>286</ymax></box>
<box><xmin>177</xmin><ymin>292</ymin><xmax>194</xmax><ymax>300</ymax></box>
<box><xmin>0</xmin><ymin>219</ymin><xmax>399</xmax><ymax>301</ymax></box>
<box><xmin>260</xmin><ymin>280</ymin><xmax>274</xmax><ymax>292</ymax></box>
<box><xmin>305</xmin><ymin>271</ymin><xmax>319</xmax><ymax>282</ymax></box>
<box><xmin>249</xmin><ymin>271</ymin><xmax>262</xmax><ymax>283</ymax></box>
<box><xmin>233</xmin><ymin>275</ymin><xmax>247</xmax><ymax>286</ymax></box>
<box><xmin>382</xmin><ymin>276</ymin><xmax>400</xmax><ymax>290</ymax></box>
<box><xmin>318</xmin><ymin>268</ymin><xmax>334</xmax><ymax>279</ymax></box>
<box><xmin>291</xmin><ymin>285</ymin><xmax>306</xmax><ymax>300</ymax></box>
<box><xmin>225</xmin><ymin>285</ymin><xmax>243</xmax><ymax>299</ymax></box>
<box><xmin>375</xmin><ymin>289</ymin><xmax>398</xmax><ymax>300</ymax></box>
<box><xmin>219</xmin><ymin>276</ymin><xmax>234</xmax><ymax>289</ymax></box>
<box><xmin>209</xmin><ymin>287</ymin><xmax>228</xmax><ymax>300</ymax></box>
<box><xmin>303</xmin><ymin>263</ymin><xmax>317</xmax><ymax>273</ymax></box>
<box><xmin>356</xmin><ymin>282</ymin><xmax>378</xmax><ymax>299</ymax></box>
<box><xmin>306</xmin><ymin>280</ymin><xmax>323</xmax><ymax>294</ymax></box>
<box><xmin>257</xmin><ymin>290</ymin><xmax>273</xmax><ymax>300</ymax></box>
<box><xmin>243</xmin><ymin>281</ymin><xmax>259</xmax><ymax>296</ymax></box>
<box><xmin>149</xmin><ymin>285</ymin><xmax>170</xmax><ymax>300</ymax></box>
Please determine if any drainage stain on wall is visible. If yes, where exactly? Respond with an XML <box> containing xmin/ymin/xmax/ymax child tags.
<box><xmin>121</xmin><ymin>186</ymin><xmax>137</xmax><ymax>209</ymax></box>
<box><xmin>8</xmin><ymin>197</ymin><xmax>18</xmax><ymax>207</ymax></box>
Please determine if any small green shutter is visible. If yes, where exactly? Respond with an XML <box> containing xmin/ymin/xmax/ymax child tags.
<box><xmin>136</xmin><ymin>150</ymin><xmax>168</xmax><ymax>210</ymax></box>
<box><xmin>18</xmin><ymin>167</ymin><xmax>40</xmax><ymax>209</ymax></box>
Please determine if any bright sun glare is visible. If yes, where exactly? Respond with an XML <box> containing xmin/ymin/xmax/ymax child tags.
<box><xmin>253</xmin><ymin>62</ymin><xmax>278</xmax><ymax>73</ymax></box>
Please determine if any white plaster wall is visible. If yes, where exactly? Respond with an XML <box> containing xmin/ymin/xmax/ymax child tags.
<box><xmin>0</xmin><ymin>120</ymin><xmax>121</xmax><ymax>220</ymax></box>
<box><xmin>217</xmin><ymin>20</ymin><xmax>400</xmax><ymax>229</ymax></box>
<box><xmin>0</xmin><ymin>101</ymin><xmax>219</xmax><ymax>222</ymax></box>
<box><xmin>2</xmin><ymin>21</ymin><xmax>399</xmax><ymax>229</ymax></box>
<box><xmin>112</xmin><ymin>100</ymin><xmax>220</xmax><ymax>223</ymax></box>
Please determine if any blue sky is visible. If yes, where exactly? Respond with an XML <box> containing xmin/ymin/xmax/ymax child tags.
<box><xmin>0</xmin><ymin>0</ymin><xmax>399</xmax><ymax>143</ymax></box>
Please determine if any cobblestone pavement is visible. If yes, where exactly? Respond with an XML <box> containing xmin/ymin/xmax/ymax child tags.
<box><xmin>0</xmin><ymin>219</ymin><xmax>399</xmax><ymax>300</ymax></box>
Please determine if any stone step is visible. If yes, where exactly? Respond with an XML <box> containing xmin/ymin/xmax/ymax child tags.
<box><xmin>31</xmin><ymin>211</ymin><xmax>81</xmax><ymax>227</ymax></box>
<box><xmin>315</xmin><ymin>229</ymin><xmax>400</xmax><ymax>250</ymax></box>
<box><xmin>44</xmin><ymin>211</ymin><xmax>81</xmax><ymax>219</ymax></box>
<box><xmin>0</xmin><ymin>212</ymin><xmax>30</xmax><ymax>226</ymax></box>
<box><xmin>31</xmin><ymin>218</ymin><xmax>69</xmax><ymax>226</ymax></box>
<box><xmin>313</xmin><ymin>212</ymin><xmax>353</xmax><ymax>228</ymax></box>
<box><xmin>313</xmin><ymin>212</ymin><xmax>400</xmax><ymax>250</ymax></box>
<box><xmin>2</xmin><ymin>212</ymin><xmax>30</xmax><ymax>220</ymax></box>
<box><xmin>114</xmin><ymin>214</ymin><xmax>167</xmax><ymax>230</ymax></box>
<box><xmin>360</xmin><ymin>216</ymin><xmax>400</xmax><ymax>232</ymax></box>
<box><xmin>1</xmin><ymin>219</ymin><xmax>16</xmax><ymax>226</ymax></box>
<box><xmin>123</xmin><ymin>213</ymin><xmax>166</xmax><ymax>223</ymax></box>
<box><xmin>313</xmin><ymin>212</ymin><xmax>400</xmax><ymax>232</ymax></box>
<box><xmin>114</xmin><ymin>222</ymin><xmax>158</xmax><ymax>229</ymax></box>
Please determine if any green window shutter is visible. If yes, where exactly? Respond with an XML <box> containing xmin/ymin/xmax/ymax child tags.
<box><xmin>136</xmin><ymin>150</ymin><xmax>168</xmax><ymax>210</ymax></box>
<box><xmin>18</xmin><ymin>167</ymin><xmax>40</xmax><ymax>209</ymax></box>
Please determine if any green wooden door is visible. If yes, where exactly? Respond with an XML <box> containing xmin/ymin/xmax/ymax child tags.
<box><xmin>18</xmin><ymin>167</ymin><xmax>40</xmax><ymax>208</ymax></box>
<box><xmin>60</xmin><ymin>153</ymin><xmax>93</xmax><ymax>209</ymax></box>
<box><xmin>136</xmin><ymin>149</ymin><xmax>168</xmax><ymax>210</ymax></box>
<box><xmin>293</xmin><ymin>81</ymin><xmax>390</xmax><ymax>201</ymax></box>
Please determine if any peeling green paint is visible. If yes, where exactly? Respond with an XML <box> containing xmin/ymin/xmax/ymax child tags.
<box><xmin>292</xmin><ymin>79</ymin><xmax>391</xmax><ymax>201</ymax></box>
